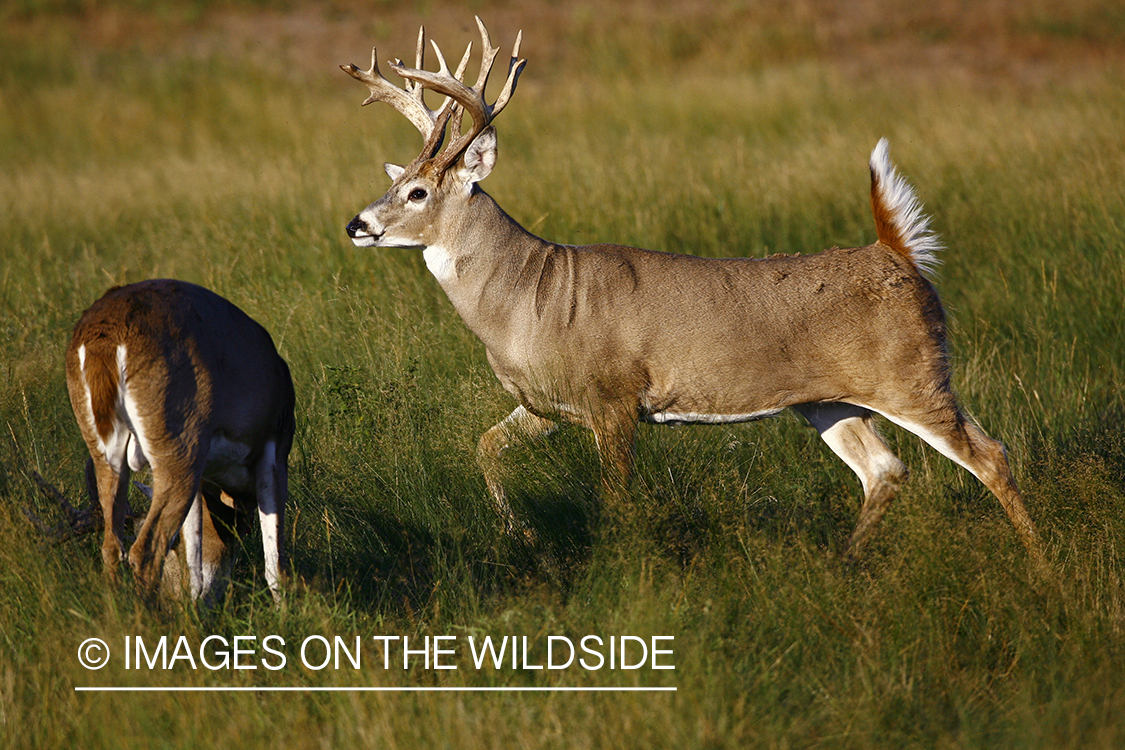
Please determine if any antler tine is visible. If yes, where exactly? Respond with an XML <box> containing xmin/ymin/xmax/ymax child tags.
<box><xmin>490</xmin><ymin>29</ymin><xmax>525</xmax><ymax>118</ymax></box>
<box><xmin>456</xmin><ymin>44</ymin><xmax>472</xmax><ymax>79</ymax></box>
<box><xmin>448</xmin><ymin>42</ymin><xmax>473</xmax><ymax>139</ymax></box>
<box><xmin>414</xmin><ymin>25</ymin><xmax>425</xmax><ymax>72</ymax></box>
<box><xmin>471</xmin><ymin>15</ymin><xmax>501</xmax><ymax>96</ymax></box>
<box><xmin>403</xmin><ymin>26</ymin><xmax>426</xmax><ymax>102</ymax></box>
<box><xmin>340</xmin><ymin>48</ymin><xmax>439</xmax><ymax>139</ymax></box>
<box><xmin>428</xmin><ymin>38</ymin><xmax>451</xmax><ymax>77</ymax></box>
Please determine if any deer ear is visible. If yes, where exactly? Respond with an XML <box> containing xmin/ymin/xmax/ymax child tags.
<box><xmin>385</xmin><ymin>163</ymin><xmax>405</xmax><ymax>181</ymax></box>
<box><xmin>458</xmin><ymin>126</ymin><xmax>497</xmax><ymax>185</ymax></box>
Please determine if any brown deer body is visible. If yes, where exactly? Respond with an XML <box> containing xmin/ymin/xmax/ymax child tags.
<box><xmin>341</xmin><ymin>18</ymin><xmax>1040</xmax><ymax>559</ymax></box>
<box><xmin>65</xmin><ymin>279</ymin><xmax>294</xmax><ymax>600</ymax></box>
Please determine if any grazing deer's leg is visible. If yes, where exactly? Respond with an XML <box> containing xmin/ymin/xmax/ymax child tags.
<box><xmin>92</xmin><ymin>454</ymin><xmax>131</xmax><ymax>578</ymax></box>
<box><xmin>128</xmin><ymin>462</ymin><xmax>202</xmax><ymax>597</ymax></box>
<box><xmin>878</xmin><ymin>402</ymin><xmax>1043</xmax><ymax>563</ymax></box>
<box><xmin>795</xmin><ymin>403</ymin><xmax>909</xmax><ymax>556</ymax></box>
<box><xmin>181</xmin><ymin>489</ymin><xmax>207</xmax><ymax>599</ymax></box>
<box><xmin>162</xmin><ymin>488</ymin><xmax>233</xmax><ymax>602</ymax></box>
<box><xmin>255</xmin><ymin>439</ymin><xmax>286</xmax><ymax>599</ymax></box>
<box><xmin>478</xmin><ymin>406</ymin><xmax>559</xmax><ymax>534</ymax></box>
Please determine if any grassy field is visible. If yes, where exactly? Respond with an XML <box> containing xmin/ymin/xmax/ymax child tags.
<box><xmin>2</xmin><ymin>0</ymin><xmax>1124</xmax><ymax>746</ymax></box>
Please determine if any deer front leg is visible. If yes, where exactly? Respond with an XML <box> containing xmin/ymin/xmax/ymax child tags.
<box><xmin>162</xmin><ymin>488</ymin><xmax>236</xmax><ymax>604</ymax></box>
<box><xmin>477</xmin><ymin>405</ymin><xmax>559</xmax><ymax>536</ymax></box>
<box><xmin>590</xmin><ymin>405</ymin><xmax>639</xmax><ymax>515</ymax></box>
<box><xmin>180</xmin><ymin>489</ymin><xmax>208</xmax><ymax>599</ymax></box>
<box><xmin>255</xmin><ymin>439</ymin><xmax>287</xmax><ymax>600</ymax></box>
<box><xmin>159</xmin><ymin>489</ymin><xmax>225</xmax><ymax>602</ymax></box>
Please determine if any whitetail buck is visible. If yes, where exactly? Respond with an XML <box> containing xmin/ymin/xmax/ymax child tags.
<box><xmin>65</xmin><ymin>279</ymin><xmax>294</xmax><ymax>600</ymax></box>
<box><xmin>341</xmin><ymin>18</ymin><xmax>1041</xmax><ymax>560</ymax></box>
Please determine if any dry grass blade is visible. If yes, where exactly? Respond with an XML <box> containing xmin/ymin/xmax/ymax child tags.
<box><xmin>23</xmin><ymin>464</ymin><xmax>103</xmax><ymax>544</ymax></box>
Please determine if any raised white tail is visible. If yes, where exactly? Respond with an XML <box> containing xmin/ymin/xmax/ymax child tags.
<box><xmin>869</xmin><ymin>137</ymin><xmax>942</xmax><ymax>277</ymax></box>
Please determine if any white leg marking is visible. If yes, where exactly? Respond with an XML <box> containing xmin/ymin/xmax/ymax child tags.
<box><xmin>76</xmin><ymin>345</ymin><xmax>100</xmax><ymax>448</ymax></box>
<box><xmin>819</xmin><ymin>419</ymin><xmax>873</xmax><ymax>495</ymax></box>
<box><xmin>255</xmin><ymin>440</ymin><xmax>282</xmax><ymax>596</ymax></box>
<box><xmin>879</xmin><ymin>415</ymin><xmax>956</xmax><ymax>459</ymax></box>
<box><xmin>183</xmin><ymin>491</ymin><xmax>206</xmax><ymax>600</ymax></box>
<box><xmin>76</xmin><ymin>343</ymin><xmax>119</xmax><ymax>465</ymax></box>
<box><xmin>119</xmin><ymin>346</ymin><xmax>154</xmax><ymax>473</ymax></box>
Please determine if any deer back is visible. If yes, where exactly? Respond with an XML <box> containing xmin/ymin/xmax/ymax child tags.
<box><xmin>65</xmin><ymin>280</ymin><xmax>294</xmax><ymax>481</ymax></box>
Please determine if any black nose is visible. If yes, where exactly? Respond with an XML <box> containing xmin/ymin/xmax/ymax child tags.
<box><xmin>345</xmin><ymin>216</ymin><xmax>365</xmax><ymax>238</ymax></box>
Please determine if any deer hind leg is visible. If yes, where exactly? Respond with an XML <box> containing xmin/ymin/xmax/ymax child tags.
<box><xmin>255</xmin><ymin>439</ymin><xmax>287</xmax><ymax>600</ymax></box>
<box><xmin>879</xmin><ymin>404</ymin><xmax>1043</xmax><ymax>564</ymax></box>
<box><xmin>90</xmin><ymin>453</ymin><xmax>132</xmax><ymax>579</ymax></box>
<box><xmin>477</xmin><ymin>405</ymin><xmax>559</xmax><ymax>536</ymax></box>
<box><xmin>129</xmin><ymin>460</ymin><xmax>203</xmax><ymax>599</ymax></box>
<box><xmin>795</xmin><ymin>403</ymin><xmax>909</xmax><ymax>556</ymax></box>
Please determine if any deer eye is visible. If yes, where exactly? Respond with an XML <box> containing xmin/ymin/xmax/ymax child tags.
<box><xmin>408</xmin><ymin>188</ymin><xmax>428</xmax><ymax>202</ymax></box>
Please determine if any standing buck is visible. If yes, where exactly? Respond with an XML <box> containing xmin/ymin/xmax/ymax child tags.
<box><xmin>66</xmin><ymin>279</ymin><xmax>294</xmax><ymax>600</ymax></box>
<box><xmin>341</xmin><ymin>18</ymin><xmax>1040</xmax><ymax>559</ymax></box>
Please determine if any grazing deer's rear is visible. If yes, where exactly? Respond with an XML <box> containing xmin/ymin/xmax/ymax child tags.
<box><xmin>66</xmin><ymin>280</ymin><xmax>294</xmax><ymax>601</ymax></box>
<box><xmin>341</xmin><ymin>18</ymin><xmax>1041</xmax><ymax>560</ymax></box>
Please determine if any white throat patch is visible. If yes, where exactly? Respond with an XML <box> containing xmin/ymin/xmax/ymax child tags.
<box><xmin>423</xmin><ymin>245</ymin><xmax>456</xmax><ymax>283</ymax></box>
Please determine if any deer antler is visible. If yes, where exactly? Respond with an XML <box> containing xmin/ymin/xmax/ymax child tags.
<box><xmin>343</xmin><ymin>17</ymin><xmax>525</xmax><ymax>172</ymax></box>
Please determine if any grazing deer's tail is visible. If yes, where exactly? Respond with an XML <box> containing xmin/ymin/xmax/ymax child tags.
<box><xmin>81</xmin><ymin>339</ymin><xmax>121</xmax><ymax>445</ymax></box>
<box><xmin>869</xmin><ymin>138</ymin><xmax>942</xmax><ymax>278</ymax></box>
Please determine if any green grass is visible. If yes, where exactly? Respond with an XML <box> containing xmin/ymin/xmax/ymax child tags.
<box><xmin>2</xmin><ymin>1</ymin><xmax>1125</xmax><ymax>747</ymax></box>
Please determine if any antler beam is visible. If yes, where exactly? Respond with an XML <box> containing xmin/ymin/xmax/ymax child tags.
<box><xmin>339</xmin><ymin>30</ymin><xmax>448</xmax><ymax>139</ymax></box>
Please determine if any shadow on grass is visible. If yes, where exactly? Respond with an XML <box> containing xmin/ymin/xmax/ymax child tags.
<box><xmin>275</xmin><ymin>481</ymin><xmax>600</xmax><ymax>618</ymax></box>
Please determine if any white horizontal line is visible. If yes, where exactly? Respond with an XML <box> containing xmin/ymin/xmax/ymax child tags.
<box><xmin>643</xmin><ymin>409</ymin><xmax>782</xmax><ymax>425</ymax></box>
<box><xmin>76</xmin><ymin>686</ymin><xmax>676</xmax><ymax>693</ymax></box>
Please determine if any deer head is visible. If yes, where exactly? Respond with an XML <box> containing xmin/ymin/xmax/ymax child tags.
<box><xmin>341</xmin><ymin>17</ymin><xmax>525</xmax><ymax>250</ymax></box>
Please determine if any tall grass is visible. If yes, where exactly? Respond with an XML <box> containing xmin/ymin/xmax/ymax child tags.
<box><xmin>2</xmin><ymin>1</ymin><xmax>1124</xmax><ymax>747</ymax></box>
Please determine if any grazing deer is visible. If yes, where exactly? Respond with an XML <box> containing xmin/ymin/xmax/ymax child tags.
<box><xmin>340</xmin><ymin>18</ymin><xmax>1041</xmax><ymax>559</ymax></box>
<box><xmin>65</xmin><ymin>279</ymin><xmax>294</xmax><ymax>600</ymax></box>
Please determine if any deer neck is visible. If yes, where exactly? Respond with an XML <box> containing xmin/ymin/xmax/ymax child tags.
<box><xmin>423</xmin><ymin>189</ymin><xmax>549</xmax><ymax>335</ymax></box>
